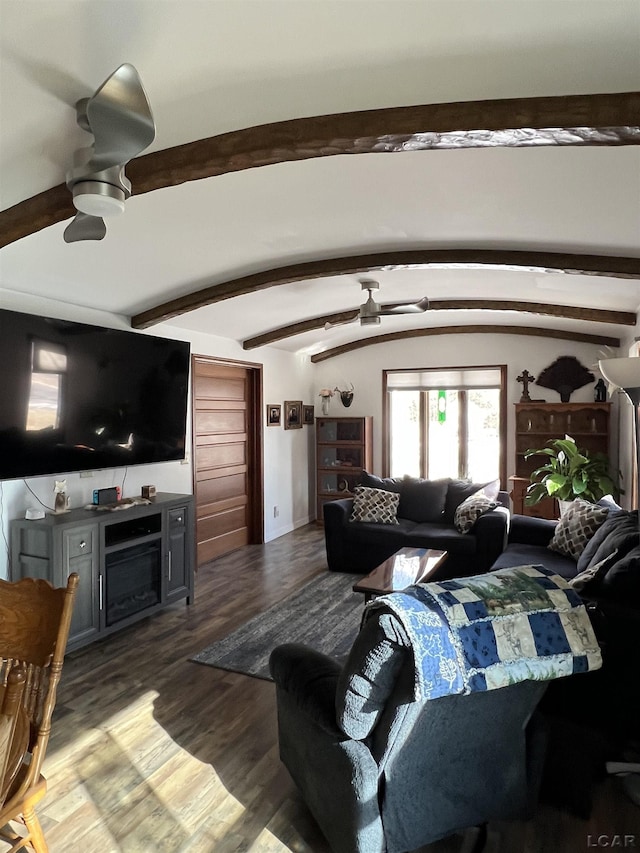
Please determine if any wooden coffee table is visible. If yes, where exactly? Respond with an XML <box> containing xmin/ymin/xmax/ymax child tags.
<box><xmin>353</xmin><ymin>547</ymin><xmax>448</xmax><ymax>602</ymax></box>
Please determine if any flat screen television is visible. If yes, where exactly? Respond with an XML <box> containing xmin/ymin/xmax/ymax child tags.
<box><xmin>0</xmin><ymin>309</ymin><xmax>191</xmax><ymax>480</ymax></box>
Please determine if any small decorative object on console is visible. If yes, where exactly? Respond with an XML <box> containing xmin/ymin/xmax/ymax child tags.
<box><xmin>53</xmin><ymin>479</ymin><xmax>68</xmax><ymax>513</ymax></box>
<box><xmin>141</xmin><ymin>484</ymin><xmax>156</xmax><ymax>499</ymax></box>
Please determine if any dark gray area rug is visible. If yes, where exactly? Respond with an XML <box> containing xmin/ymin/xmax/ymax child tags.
<box><xmin>191</xmin><ymin>571</ymin><xmax>363</xmax><ymax>680</ymax></box>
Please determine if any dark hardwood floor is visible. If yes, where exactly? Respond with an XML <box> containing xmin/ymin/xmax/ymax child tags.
<box><xmin>25</xmin><ymin>524</ymin><xmax>638</xmax><ymax>853</ymax></box>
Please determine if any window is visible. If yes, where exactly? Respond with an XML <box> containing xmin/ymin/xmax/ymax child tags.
<box><xmin>25</xmin><ymin>340</ymin><xmax>67</xmax><ymax>431</ymax></box>
<box><xmin>384</xmin><ymin>366</ymin><xmax>506</xmax><ymax>484</ymax></box>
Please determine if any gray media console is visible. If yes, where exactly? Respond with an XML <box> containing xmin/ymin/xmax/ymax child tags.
<box><xmin>10</xmin><ymin>492</ymin><xmax>195</xmax><ymax>652</ymax></box>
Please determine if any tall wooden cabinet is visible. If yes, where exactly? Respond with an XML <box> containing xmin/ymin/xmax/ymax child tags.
<box><xmin>510</xmin><ymin>402</ymin><xmax>611</xmax><ymax>519</ymax></box>
<box><xmin>316</xmin><ymin>417</ymin><xmax>373</xmax><ymax>521</ymax></box>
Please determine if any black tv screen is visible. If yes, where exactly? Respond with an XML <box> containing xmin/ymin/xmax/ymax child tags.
<box><xmin>0</xmin><ymin>309</ymin><xmax>191</xmax><ymax>480</ymax></box>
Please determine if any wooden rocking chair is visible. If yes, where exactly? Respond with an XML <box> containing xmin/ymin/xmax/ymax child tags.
<box><xmin>0</xmin><ymin>574</ymin><xmax>78</xmax><ymax>853</ymax></box>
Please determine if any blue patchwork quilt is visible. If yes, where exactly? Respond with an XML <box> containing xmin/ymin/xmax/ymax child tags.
<box><xmin>365</xmin><ymin>564</ymin><xmax>602</xmax><ymax>701</ymax></box>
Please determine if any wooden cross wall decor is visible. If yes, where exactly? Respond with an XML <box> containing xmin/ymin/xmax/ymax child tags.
<box><xmin>517</xmin><ymin>370</ymin><xmax>535</xmax><ymax>402</ymax></box>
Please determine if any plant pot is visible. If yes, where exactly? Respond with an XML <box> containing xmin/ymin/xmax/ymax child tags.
<box><xmin>558</xmin><ymin>499</ymin><xmax>574</xmax><ymax>517</ymax></box>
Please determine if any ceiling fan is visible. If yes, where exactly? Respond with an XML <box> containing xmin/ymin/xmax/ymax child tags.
<box><xmin>63</xmin><ymin>64</ymin><xmax>156</xmax><ymax>243</ymax></box>
<box><xmin>325</xmin><ymin>279</ymin><xmax>429</xmax><ymax>328</ymax></box>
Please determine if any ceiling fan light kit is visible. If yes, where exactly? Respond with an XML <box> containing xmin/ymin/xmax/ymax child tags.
<box><xmin>63</xmin><ymin>63</ymin><xmax>155</xmax><ymax>243</ymax></box>
<box><xmin>71</xmin><ymin>181</ymin><xmax>126</xmax><ymax>217</ymax></box>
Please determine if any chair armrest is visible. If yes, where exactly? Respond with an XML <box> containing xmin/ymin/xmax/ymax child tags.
<box><xmin>269</xmin><ymin>643</ymin><xmax>344</xmax><ymax>737</ymax></box>
<box><xmin>509</xmin><ymin>514</ymin><xmax>557</xmax><ymax>547</ymax></box>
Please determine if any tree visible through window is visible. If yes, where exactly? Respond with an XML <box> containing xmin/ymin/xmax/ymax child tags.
<box><xmin>385</xmin><ymin>367</ymin><xmax>505</xmax><ymax>483</ymax></box>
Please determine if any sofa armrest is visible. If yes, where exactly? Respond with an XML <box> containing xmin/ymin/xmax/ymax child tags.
<box><xmin>323</xmin><ymin>499</ymin><xmax>354</xmax><ymax>572</ymax></box>
<box><xmin>497</xmin><ymin>489</ymin><xmax>511</xmax><ymax>510</ymax></box>
<box><xmin>509</xmin><ymin>514</ymin><xmax>557</xmax><ymax>547</ymax></box>
<box><xmin>323</xmin><ymin>498</ymin><xmax>353</xmax><ymax>525</ymax></box>
<box><xmin>472</xmin><ymin>504</ymin><xmax>510</xmax><ymax>572</ymax></box>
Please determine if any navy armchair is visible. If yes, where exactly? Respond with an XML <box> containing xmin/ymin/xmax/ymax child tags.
<box><xmin>270</xmin><ymin>562</ymin><xmax>605</xmax><ymax>851</ymax></box>
<box><xmin>270</xmin><ymin>608</ymin><xmax>548</xmax><ymax>853</ymax></box>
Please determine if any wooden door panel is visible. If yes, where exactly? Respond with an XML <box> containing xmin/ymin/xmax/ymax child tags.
<box><xmin>197</xmin><ymin>527</ymin><xmax>248</xmax><ymax>564</ymax></box>
<box><xmin>196</xmin><ymin>442</ymin><xmax>246</xmax><ymax>471</ymax></box>
<box><xmin>197</xmin><ymin>507</ymin><xmax>247</xmax><ymax>542</ymax></box>
<box><xmin>195</xmin><ymin>410</ymin><xmax>246</xmax><ymax>434</ymax></box>
<box><xmin>195</xmin><ymin>376</ymin><xmax>247</xmax><ymax>400</ymax></box>
<box><xmin>192</xmin><ymin>357</ymin><xmax>261</xmax><ymax>565</ymax></box>
<box><xmin>196</xmin><ymin>472</ymin><xmax>247</xmax><ymax>505</ymax></box>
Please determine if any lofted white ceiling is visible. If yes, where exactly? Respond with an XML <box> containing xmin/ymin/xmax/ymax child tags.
<box><xmin>1</xmin><ymin>0</ymin><xmax>639</xmax><ymax>358</ymax></box>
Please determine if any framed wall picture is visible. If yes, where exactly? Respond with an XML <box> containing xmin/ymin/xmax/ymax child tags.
<box><xmin>267</xmin><ymin>404</ymin><xmax>281</xmax><ymax>426</ymax></box>
<box><xmin>284</xmin><ymin>400</ymin><xmax>303</xmax><ymax>429</ymax></box>
<box><xmin>303</xmin><ymin>405</ymin><xmax>314</xmax><ymax>425</ymax></box>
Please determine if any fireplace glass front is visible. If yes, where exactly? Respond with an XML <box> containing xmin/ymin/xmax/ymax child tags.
<box><xmin>104</xmin><ymin>540</ymin><xmax>162</xmax><ymax>626</ymax></box>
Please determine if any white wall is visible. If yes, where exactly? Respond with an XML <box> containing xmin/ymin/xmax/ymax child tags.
<box><xmin>312</xmin><ymin>332</ymin><xmax>628</xmax><ymax>497</ymax></box>
<box><xmin>0</xmin><ymin>292</ymin><xmax>315</xmax><ymax>579</ymax></box>
<box><xmin>2</xmin><ymin>290</ymin><xmax>635</xmax><ymax>582</ymax></box>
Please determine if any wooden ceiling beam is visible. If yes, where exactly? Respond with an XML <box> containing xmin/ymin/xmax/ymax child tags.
<box><xmin>310</xmin><ymin>326</ymin><xmax>621</xmax><ymax>363</ymax></box>
<box><xmin>1</xmin><ymin>91</ymin><xmax>638</xmax><ymax>250</ymax></box>
<box><xmin>242</xmin><ymin>299</ymin><xmax>636</xmax><ymax>349</ymax></box>
<box><xmin>131</xmin><ymin>249</ymin><xmax>640</xmax><ymax>329</ymax></box>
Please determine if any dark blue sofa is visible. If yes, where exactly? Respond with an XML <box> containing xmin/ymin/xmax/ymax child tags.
<box><xmin>491</xmin><ymin>507</ymin><xmax>640</xmax><ymax>816</ymax></box>
<box><xmin>323</xmin><ymin>475</ymin><xmax>510</xmax><ymax>579</ymax></box>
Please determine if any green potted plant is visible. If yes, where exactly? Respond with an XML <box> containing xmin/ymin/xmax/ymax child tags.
<box><xmin>524</xmin><ymin>435</ymin><xmax>622</xmax><ymax>512</ymax></box>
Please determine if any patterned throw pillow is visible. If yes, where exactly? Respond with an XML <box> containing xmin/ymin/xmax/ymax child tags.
<box><xmin>454</xmin><ymin>493</ymin><xmax>499</xmax><ymax>534</ymax></box>
<box><xmin>350</xmin><ymin>486</ymin><xmax>400</xmax><ymax>524</ymax></box>
<box><xmin>548</xmin><ymin>499</ymin><xmax>608</xmax><ymax>561</ymax></box>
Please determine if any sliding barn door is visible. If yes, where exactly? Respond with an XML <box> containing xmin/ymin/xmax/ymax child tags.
<box><xmin>192</xmin><ymin>357</ymin><xmax>263</xmax><ymax>565</ymax></box>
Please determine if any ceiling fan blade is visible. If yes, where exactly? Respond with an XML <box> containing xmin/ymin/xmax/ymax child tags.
<box><xmin>63</xmin><ymin>212</ymin><xmax>107</xmax><ymax>243</ymax></box>
<box><xmin>378</xmin><ymin>297</ymin><xmax>430</xmax><ymax>315</ymax></box>
<box><xmin>324</xmin><ymin>316</ymin><xmax>359</xmax><ymax>330</ymax></box>
<box><xmin>80</xmin><ymin>63</ymin><xmax>155</xmax><ymax>173</ymax></box>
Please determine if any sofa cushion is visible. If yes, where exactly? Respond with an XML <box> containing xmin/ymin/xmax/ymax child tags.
<box><xmin>359</xmin><ymin>470</ymin><xmax>402</xmax><ymax>493</ymax></box>
<box><xmin>577</xmin><ymin>510</ymin><xmax>639</xmax><ymax>574</ymax></box>
<box><xmin>350</xmin><ymin>486</ymin><xmax>400</xmax><ymax>525</ymax></box>
<box><xmin>569</xmin><ymin>550</ymin><xmax>620</xmax><ymax>592</ymax></box>
<box><xmin>596</xmin><ymin>494</ymin><xmax>623</xmax><ymax>512</ymax></box>
<box><xmin>599</xmin><ymin>545</ymin><xmax>640</xmax><ymax>600</ymax></box>
<box><xmin>492</xmin><ymin>543</ymin><xmax>578</xmax><ymax>580</ymax></box>
<box><xmin>548</xmin><ymin>499</ymin><xmax>608</xmax><ymax>561</ymax></box>
<box><xmin>454</xmin><ymin>493</ymin><xmax>499</xmax><ymax>534</ymax></box>
<box><xmin>444</xmin><ymin>478</ymin><xmax>500</xmax><ymax>523</ymax></box>
<box><xmin>342</xmin><ymin>516</ymin><xmax>418</xmax><ymax>549</ymax></box>
<box><xmin>576</xmin><ymin>509</ymin><xmax>628</xmax><ymax>572</ymax></box>
<box><xmin>398</xmin><ymin>476</ymin><xmax>449</xmax><ymax>523</ymax></box>
<box><xmin>405</xmin><ymin>523</ymin><xmax>478</xmax><ymax>555</ymax></box>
